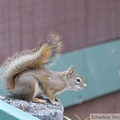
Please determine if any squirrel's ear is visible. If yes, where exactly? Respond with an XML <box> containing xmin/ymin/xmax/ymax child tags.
<box><xmin>67</xmin><ymin>66</ymin><xmax>75</xmax><ymax>78</ymax></box>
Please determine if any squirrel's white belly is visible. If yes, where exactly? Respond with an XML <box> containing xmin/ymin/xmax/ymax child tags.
<box><xmin>33</xmin><ymin>83</ymin><xmax>43</xmax><ymax>97</ymax></box>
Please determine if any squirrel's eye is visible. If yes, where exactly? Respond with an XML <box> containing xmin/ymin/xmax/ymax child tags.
<box><xmin>76</xmin><ymin>77</ymin><xmax>81</xmax><ymax>83</ymax></box>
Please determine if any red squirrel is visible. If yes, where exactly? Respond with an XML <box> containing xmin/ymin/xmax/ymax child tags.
<box><xmin>2</xmin><ymin>33</ymin><xmax>86</xmax><ymax>105</ymax></box>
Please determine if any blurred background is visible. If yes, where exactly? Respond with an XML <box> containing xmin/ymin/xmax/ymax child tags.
<box><xmin>0</xmin><ymin>0</ymin><xmax>120</xmax><ymax>120</ymax></box>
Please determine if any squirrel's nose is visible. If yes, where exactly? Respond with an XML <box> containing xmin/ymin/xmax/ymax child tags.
<box><xmin>84</xmin><ymin>83</ymin><xmax>87</xmax><ymax>87</ymax></box>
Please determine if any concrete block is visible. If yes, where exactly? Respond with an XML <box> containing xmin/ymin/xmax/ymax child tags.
<box><xmin>0</xmin><ymin>96</ymin><xmax>64</xmax><ymax>120</ymax></box>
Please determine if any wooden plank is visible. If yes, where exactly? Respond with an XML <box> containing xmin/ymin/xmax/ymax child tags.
<box><xmin>0</xmin><ymin>100</ymin><xmax>40</xmax><ymax>120</ymax></box>
<box><xmin>1</xmin><ymin>0</ymin><xmax>120</xmax><ymax>64</ymax></box>
<box><xmin>64</xmin><ymin>91</ymin><xmax>120</xmax><ymax>120</ymax></box>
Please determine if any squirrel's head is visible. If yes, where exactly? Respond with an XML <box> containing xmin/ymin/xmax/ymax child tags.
<box><xmin>65</xmin><ymin>66</ymin><xmax>87</xmax><ymax>91</ymax></box>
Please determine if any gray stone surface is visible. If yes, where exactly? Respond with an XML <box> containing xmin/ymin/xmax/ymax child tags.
<box><xmin>0</xmin><ymin>96</ymin><xmax>64</xmax><ymax>120</ymax></box>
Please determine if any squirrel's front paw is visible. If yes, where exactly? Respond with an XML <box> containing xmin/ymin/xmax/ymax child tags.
<box><xmin>52</xmin><ymin>101</ymin><xmax>60</xmax><ymax>106</ymax></box>
<box><xmin>50</xmin><ymin>99</ymin><xmax>60</xmax><ymax>106</ymax></box>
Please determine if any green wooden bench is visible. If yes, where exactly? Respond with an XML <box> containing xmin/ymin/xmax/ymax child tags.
<box><xmin>0</xmin><ymin>39</ymin><xmax>120</xmax><ymax>119</ymax></box>
<box><xmin>0</xmin><ymin>100</ymin><xmax>40</xmax><ymax>120</ymax></box>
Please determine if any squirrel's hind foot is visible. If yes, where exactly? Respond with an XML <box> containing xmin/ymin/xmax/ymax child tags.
<box><xmin>30</xmin><ymin>98</ymin><xmax>46</xmax><ymax>104</ymax></box>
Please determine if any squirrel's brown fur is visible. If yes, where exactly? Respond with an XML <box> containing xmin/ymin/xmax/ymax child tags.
<box><xmin>2</xmin><ymin>33</ymin><xmax>62</xmax><ymax>92</ymax></box>
<box><xmin>2</xmin><ymin>33</ymin><xmax>86</xmax><ymax>105</ymax></box>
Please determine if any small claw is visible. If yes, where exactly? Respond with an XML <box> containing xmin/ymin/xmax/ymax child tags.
<box><xmin>55</xmin><ymin>101</ymin><xmax>60</xmax><ymax>106</ymax></box>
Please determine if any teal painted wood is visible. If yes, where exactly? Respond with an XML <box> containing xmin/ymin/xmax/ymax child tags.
<box><xmin>0</xmin><ymin>40</ymin><xmax>120</xmax><ymax>108</ymax></box>
<box><xmin>0</xmin><ymin>100</ymin><xmax>40</xmax><ymax>120</ymax></box>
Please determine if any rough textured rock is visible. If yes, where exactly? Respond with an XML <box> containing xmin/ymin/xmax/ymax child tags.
<box><xmin>0</xmin><ymin>96</ymin><xmax>64</xmax><ymax>120</ymax></box>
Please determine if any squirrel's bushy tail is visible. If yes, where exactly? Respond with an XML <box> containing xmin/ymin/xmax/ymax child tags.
<box><xmin>2</xmin><ymin>33</ymin><xmax>63</xmax><ymax>92</ymax></box>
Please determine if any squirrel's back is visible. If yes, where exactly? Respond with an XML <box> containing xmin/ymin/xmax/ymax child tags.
<box><xmin>2</xmin><ymin>33</ymin><xmax>63</xmax><ymax>92</ymax></box>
